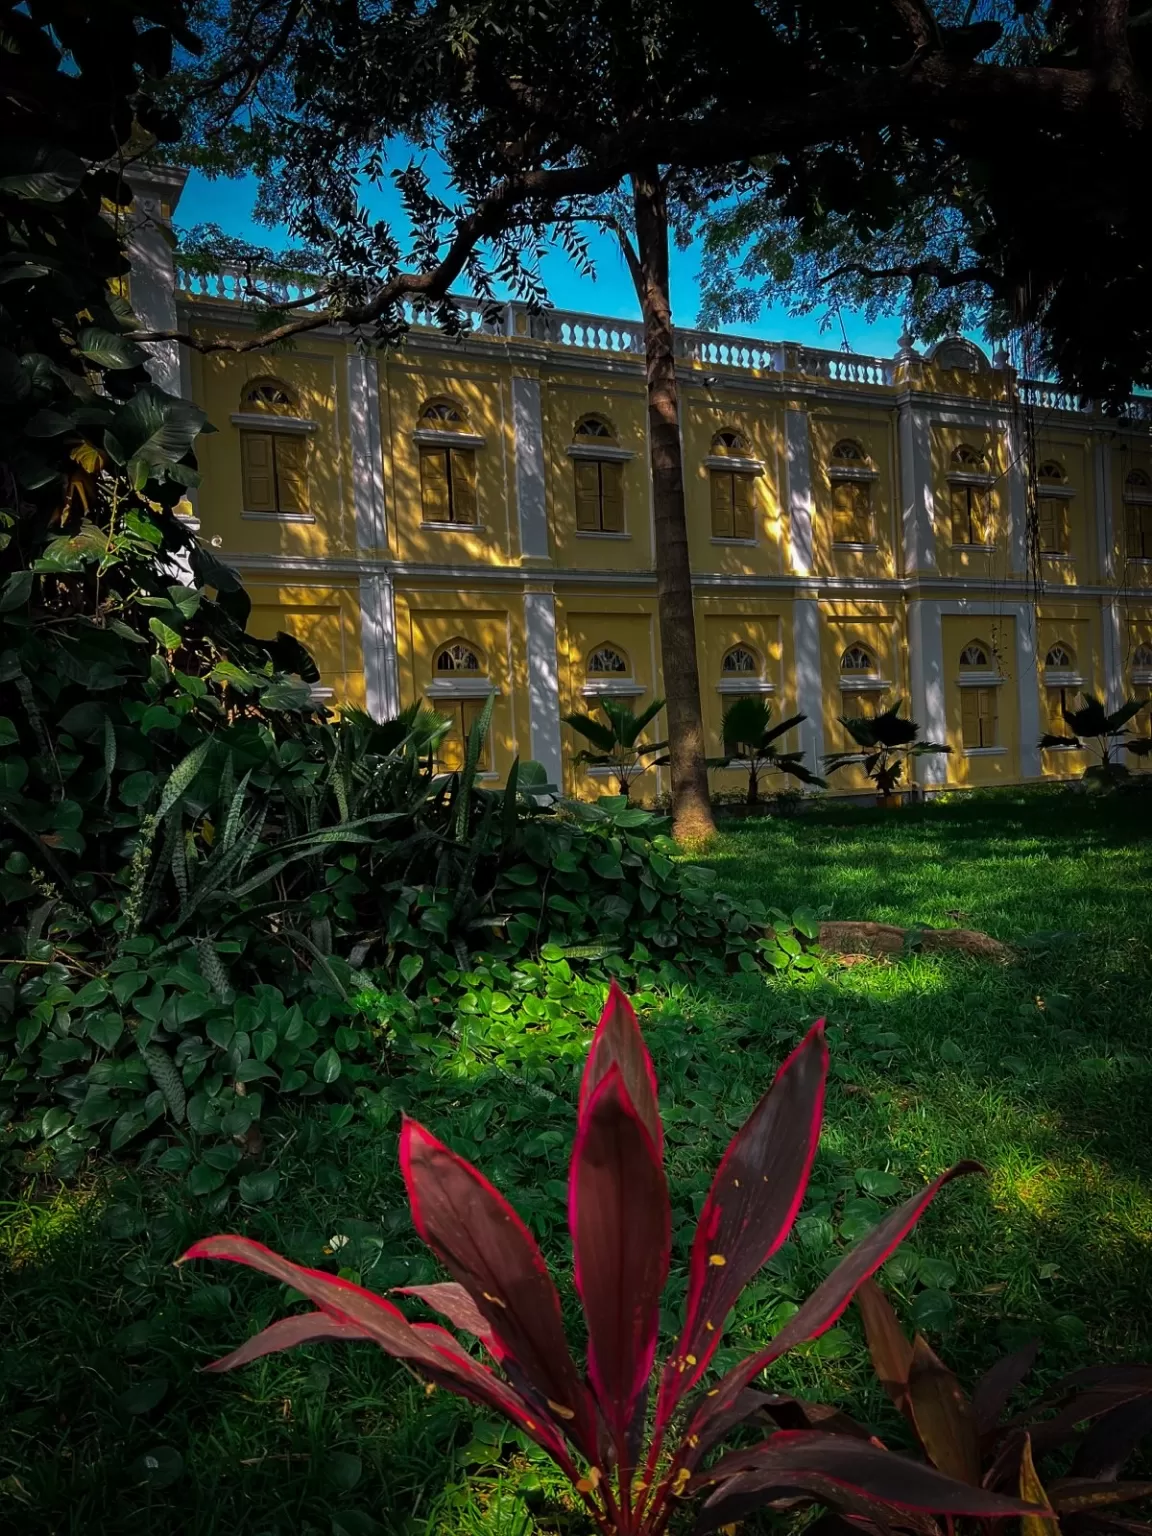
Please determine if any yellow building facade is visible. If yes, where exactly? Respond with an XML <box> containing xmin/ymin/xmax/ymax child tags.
<box><xmin>130</xmin><ymin>169</ymin><xmax>1152</xmax><ymax>801</ymax></box>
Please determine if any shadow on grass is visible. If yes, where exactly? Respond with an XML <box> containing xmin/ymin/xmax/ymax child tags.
<box><xmin>3</xmin><ymin>789</ymin><xmax>1151</xmax><ymax>1535</ymax></box>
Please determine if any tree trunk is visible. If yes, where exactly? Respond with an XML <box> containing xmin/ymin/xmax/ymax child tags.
<box><xmin>630</xmin><ymin>169</ymin><xmax>715</xmax><ymax>844</ymax></box>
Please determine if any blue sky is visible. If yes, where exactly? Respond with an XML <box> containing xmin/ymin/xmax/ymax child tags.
<box><xmin>177</xmin><ymin>167</ymin><xmax>915</xmax><ymax>360</ymax></box>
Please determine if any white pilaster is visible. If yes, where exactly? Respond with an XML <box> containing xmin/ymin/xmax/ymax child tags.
<box><xmin>897</xmin><ymin>397</ymin><xmax>938</xmax><ymax>574</ymax></box>
<box><xmin>123</xmin><ymin>168</ymin><xmax>186</xmax><ymax>398</ymax></box>
<box><xmin>1014</xmin><ymin>610</ymin><xmax>1042</xmax><ymax>779</ymax></box>
<box><xmin>1094</xmin><ymin>436</ymin><xmax>1116</xmax><ymax>582</ymax></box>
<box><xmin>1102</xmin><ymin>597</ymin><xmax>1124</xmax><ymax>712</ymax></box>
<box><xmin>908</xmin><ymin>599</ymin><xmax>948</xmax><ymax>785</ymax></box>
<box><xmin>784</xmin><ymin>407</ymin><xmax>814</xmax><ymax>575</ymax></box>
<box><xmin>348</xmin><ymin>352</ymin><xmax>387</xmax><ymax>550</ymax></box>
<box><xmin>523</xmin><ymin>591</ymin><xmax>564</xmax><ymax>787</ymax></box>
<box><xmin>792</xmin><ymin>599</ymin><xmax>824</xmax><ymax>777</ymax></box>
<box><xmin>512</xmin><ymin>377</ymin><xmax>551</xmax><ymax>560</ymax></box>
<box><xmin>1005</xmin><ymin>417</ymin><xmax>1028</xmax><ymax>576</ymax></box>
<box><xmin>360</xmin><ymin>572</ymin><xmax>400</xmax><ymax>721</ymax></box>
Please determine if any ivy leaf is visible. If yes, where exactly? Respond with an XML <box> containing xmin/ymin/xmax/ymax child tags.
<box><xmin>148</xmin><ymin>617</ymin><xmax>182</xmax><ymax>651</ymax></box>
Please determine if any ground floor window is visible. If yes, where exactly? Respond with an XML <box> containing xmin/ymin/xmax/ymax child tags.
<box><xmin>961</xmin><ymin>687</ymin><xmax>998</xmax><ymax>748</ymax></box>
<box><xmin>438</xmin><ymin>698</ymin><xmax>491</xmax><ymax>772</ymax></box>
<box><xmin>1044</xmin><ymin>685</ymin><xmax>1077</xmax><ymax>738</ymax></box>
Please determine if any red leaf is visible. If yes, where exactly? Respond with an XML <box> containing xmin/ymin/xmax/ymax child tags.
<box><xmin>203</xmin><ymin>1310</ymin><xmax>366</xmax><ymax>1372</ymax></box>
<box><xmin>657</xmin><ymin>1019</ymin><xmax>827</xmax><ymax>1426</ymax></box>
<box><xmin>393</xmin><ymin>1282</ymin><xmax>501</xmax><ymax>1354</ymax></box>
<box><xmin>579</xmin><ymin>980</ymin><xmax>662</xmax><ymax>1154</ymax></box>
<box><xmin>400</xmin><ymin>1118</ymin><xmax>596</xmax><ymax>1458</ymax></box>
<box><xmin>906</xmin><ymin>1332</ymin><xmax>981</xmax><ymax>1485</ymax></box>
<box><xmin>971</xmin><ymin>1338</ymin><xmax>1038</xmax><ymax>1433</ymax></box>
<box><xmin>856</xmin><ymin>1279</ymin><xmax>914</xmax><ymax>1419</ymax></box>
<box><xmin>181</xmin><ymin>1236</ymin><xmax>574</xmax><ymax>1471</ymax></box>
<box><xmin>569</xmin><ymin>1063</ymin><xmax>670</xmax><ymax>1449</ymax></box>
<box><xmin>697</xmin><ymin>1430</ymin><xmax>1053</xmax><ymax>1518</ymax></box>
<box><xmin>678</xmin><ymin>1162</ymin><xmax>983</xmax><ymax>1469</ymax></box>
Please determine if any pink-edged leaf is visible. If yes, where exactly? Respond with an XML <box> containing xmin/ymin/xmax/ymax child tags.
<box><xmin>204</xmin><ymin>1310</ymin><xmax>366</xmax><ymax>1372</ymax></box>
<box><xmin>393</xmin><ymin>1282</ymin><xmax>501</xmax><ymax>1354</ymax></box>
<box><xmin>658</xmin><ymin>1019</ymin><xmax>828</xmax><ymax>1426</ymax></box>
<box><xmin>181</xmin><ymin>1236</ymin><xmax>575</xmax><ymax>1474</ymax></box>
<box><xmin>569</xmin><ymin>1062</ymin><xmax>670</xmax><ymax>1449</ymax></box>
<box><xmin>579</xmin><ymin>980</ymin><xmax>662</xmax><ymax>1154</ymax></box>
<box><xmin>678</xmin><ymin>1162</ymin><xmax>983</xmax><ymax>1470</ymax></box>
<box><xmin>694</xmin><ymin>1468</ymin><xmax>942</xmax><ymax>1536</ymax></box>
<box><xmin>400</xmin><ymin>1117</ymin><xmax>596</xmax><ymax>1457</ymax></box>
<box><xmin>971</xmin><ymin>1338</ymin><xmax>1038</xmax><ymax>1434</ymax></box>
<box><xmin>695</xmin><ymin>1430</ymin><xmax>1054</xmax><ymax>1518</ymax></box>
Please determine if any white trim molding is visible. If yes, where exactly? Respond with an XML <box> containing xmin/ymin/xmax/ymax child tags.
<box><xmin>241</xmin><ymin>509</ymin><xmax>316</xmax><ymax>524</ymax></box>
<box><xmin>412</xmin><ymin>427</ymin><xmax>486</xmax><ymax>448</ymax></box>
<box><xmin>785</xmin><ymin>407</ymin><xmax>814</xmax><ymax>576</ymax></box>
<box><xmin>908</xmin><ymin>599</ymin><xmax>948</xmax><ymax>785</ymax></box>
<box><xmin>426</xmin><ymin>678</ymin><xmax>500</xmax><ymax>700</ymax></box>
<box><xmin>359</xmin><ymin>571</ymin><xmax>400</xmax><ymax>720</ymax></box>
<box><xmin>523</xmin><ymin>591</ymin><xmax>564</xmax><ymax>785</ymax></box>
<box><xmin>230</xmin><ymin>412</ymin><xmax>318</xmax><ymax>435</ymax></box>
<box><xmin>717</xmin><ymin>677</ymin><xmax>776</xmax><ymax>695</ymax></box>
<box><xmin>703</xmin><ymin>455</ymin><xmax>764</xmax><ymax>475</ymax></box>
<box><xmin>565</xmin><ymin>442</ymin><xmax>636</xmax><ymax>463</ymax></box>
<box><xmin>582</xmin><ymin>679</ymin><xmax>645</xmax><ymax>699</ymax></box>
<box><xmin>348</xmin><ymin>351</ymin><xmax>387</xmax><ymax>550</ymax></box>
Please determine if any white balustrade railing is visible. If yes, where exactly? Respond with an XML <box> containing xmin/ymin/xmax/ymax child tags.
<box><xmin>674</xmin><ymin>329</ymin><xmax>782</xmax><ymax>372</ymax></box>
<box><xmin>799</xmin><ymin>348</ymin><xmax>894</xmax><ymax>387</ymax></box>
<box><xmin>1020</xmin><ymin>379</ymin><xmax>1084</xmax><ymax>414</ymax></box>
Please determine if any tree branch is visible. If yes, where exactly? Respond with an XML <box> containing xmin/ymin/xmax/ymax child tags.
<box><xmin>820</xmin><ymin>257</ymin><xmax>996</xmax><ymax>289</ymax></box>
<box><xmin>888</xmin><ymin>0</ymin><xmax>940</xmax><ymax>52</ymax></box>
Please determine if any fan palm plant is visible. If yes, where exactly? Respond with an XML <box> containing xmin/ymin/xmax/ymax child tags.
<box><xmin>823</xmin><ymin>699</ymin><xmax>951</xmax><ymax>804</ymax></box>
<box><xmin>563</xmin><ymin>696</ymin><xmax>669</xmax><ymax>797</ymax></box>
<box><xmin>1039</xmin><ymin>694</ymin><xmax>1148</xmax><ymax>781</ymax></box>
<box><xmin>707</xmin><ymin>697</ymin><xmax>826</xmax><ymax>803</ymax></box>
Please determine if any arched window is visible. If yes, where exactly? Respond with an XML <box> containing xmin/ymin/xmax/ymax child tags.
<box><xmin>1038</xmin><ymin>460</ymin><xmax>1066</xmax><ymax>483</ymax></box>
<box><xmin>960</xmin><ymin>641</ymin><xmax>991</xmax><ymax>669</ymax></box>
<box><xmin>1124</xmin><ymin>469</ymin><xmax>1152</xmax><ymax>559</ymax></box>
<box><xmin>587</xmin><ymin>645</ymin><xmax>628</xmax><ymax>676</ymax></box>
<box><xmin>828</xmin><ymin>441</ymin><xmax>874</xmax><ymax>544</ymax></box>
<box><xmin>418</xmin><ymin>399</ymin><xmax>477</xmax><ymax>525</ymax></box>
<box><xmin>722</xmin><ymin>645</ymin><xmax>759</xmax><ymax>674</ymax></box>
<box><xmin>709</xmin><ymin>431</ymin><xmax>757</xmax><ymax>540</ymax></box>
<box><xmin>1043</xmin><ymin>643</ymin><xmax>1078</xmax><ymax>734</ymax></box>
<box><xmin>242</xmin><ymin>377</ymin><xmax>297</xmax><ymax>413</ymax></box>
<box><xmin>572</xmin><ymin>416</ymin><xmax>625</xmax><ymax>534</ymax></box>
<box><xmin>435</xmin><ymin>640</ymin><xmax>484</xmax><ymax>674</ymax></box>
<box><xmin>948</xmin><ymin>446</ymin><xmax>993</xmax><ymax>545</ymax></box>
<box><xmin>421</xmin><ymin>398</ymin><xmax>468</xmax><ymax>426</ymax></box>
<box><xmin>1044</xmin><ymin>643</ymin><xmax>1075</xmax><ymax>668</ymax></box>
<box><xmin>1135</xmin><ymin>642</ymin><xmax>1152</xmax><ymax>668</ymax></box>
<box><xmin>711</xmin><ymin>428</ymin><xmax>750</xmax><ymax>456</ymax></box>
<box><xmin>840</xmin><ymin>644</ymin><xmax>877</xmax><ymax>674</ymax></box>
<box><xmin>238</xmin><ymin>378</ymin><xmax>308</xmax><ymax>515</ymax></box>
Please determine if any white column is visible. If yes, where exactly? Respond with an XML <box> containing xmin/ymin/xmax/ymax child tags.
<box><xmin>512</xmin><ymin>377</ymin><xmax>551</xmax><ymax>560</ymax></box>
<box><xmin>792</xmin><ymin>599</ymin><xmax>825</xmax><ymax>777</ymax></box>
<box><xmin>785</xmin><ymin>407</ymin><xmax>814</xmax><ymax>575</ymax></box>
<box><xmin>348</xmin><ymin>352</ymin><xmax>387</xmax><ymax>550</ymax></box>
<box><xmin>1005</xmin><ymin>417</ymin><xmax>1028</xmax><ymax>576</ymax></box>
<box><xmin>897</xmin><ymin>397</ymin><xmax>937</xmax><ymax>574</ymax></box>
<box><xmin>1102</xmin><ymin>597</ymin><xmax>1124</xmax><ymax>712</ymax></box>
<box><xmin>523</xmin><ymin>590</ymin><xmax>564</xmax><ymax>786</ymax></box>
<box><xmin>360</xmin><ymin>573</ymin><xmax>400</xmax><ymax>720</ymax></box>
<box><xmin>1014</xmin><ymin>608</ymin><xmax>1042</xmax><ymax>778</ymax></box>
<box><xmin>123</xmin><ymin>178</ymin><xmax>183</xmax><ymax>398</ymax></box>
<box><xmin>908</xmin><ymin>599</ymin><xmax>948</xmax><ymax>785</ymax></box>
<box><xmin>1094</xmin><ymin>436</ymin><xmax>1116</xmax><ymax>582</ymax></box>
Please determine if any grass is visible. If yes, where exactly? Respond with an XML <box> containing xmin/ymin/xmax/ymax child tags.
<box><xmin>3</xmin><ymin>785</ymin><xmax>1152</xmax><ymax>1535</ymax></box>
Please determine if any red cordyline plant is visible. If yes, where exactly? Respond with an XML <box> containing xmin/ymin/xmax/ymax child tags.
<box><xmin>180</xmin><ymin>985</ymin><xmax>1048</xmax><ymax>1535</ymax></box>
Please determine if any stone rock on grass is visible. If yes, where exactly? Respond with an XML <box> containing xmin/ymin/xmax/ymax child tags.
<box><xmin>818</xmin><ymin>920</ymin><xmax>1014</xmax><ymax>964</ymax></box>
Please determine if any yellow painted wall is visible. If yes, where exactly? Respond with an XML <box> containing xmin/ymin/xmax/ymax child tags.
<box><xmin>809</xmin><ymin>409</ymin><xmax>899</xmax><ymax>581</ymax></box>
<box><xmin>941</xmin><ymin>614</ymin><xmax>1018</xmax><ymax>785</ymax></box>
<box><xmin>1035</xmin><ymin>603</ymin><xmax>1103</xmax><ymax>779</ymax></box>
<box><xmin>542</xmin><ymin>376</ymin><xmax>650</xmax><ymax>571</ymax></box>
<box><xmin>681</xmin><ymin>389</ymin><xmax>785</xmax><ymax>578</ymax></box>
<box><xmin>555</xmin><ymin>595</ymin><xmax>661</xmax><ymax>798</ymax></box>
<box><xmin>930</xmin><ymin>424</ymin><xmax>1011</xmax><ymax>581</ymax></box>
<box><xmin>1033</xmin><ymin>434</ymin><xmax>1095</xmax><ymax>586</ymax></box>
<box><xmin>245</xmin><ymin>581</ymin><xmax>365</xmax><ymax>708</ymax></box>
<box><xmin>819</xmin><ymin>603</ymin><xmax>906</xmax><ymax>794</ymax></box>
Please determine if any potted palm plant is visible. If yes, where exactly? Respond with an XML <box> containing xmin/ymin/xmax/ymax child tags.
<box><xmin>823</xmin><ymin>699</ymin><xmax>950</xmax><ymax>807</ymax></box>
<box><xmin>563</xmin><ymin>695</ymin><xmax>669</xmax><ymax>798</ymax></box>
<box><xmin>707</xmin><ymin>696</ymin><xmax>825</xmax><ymax>809</ymax></box>
<box><xmin>1040</xmin><ymin>693</ymin><xmax>1148</xmax><ymax>783</ymax></box>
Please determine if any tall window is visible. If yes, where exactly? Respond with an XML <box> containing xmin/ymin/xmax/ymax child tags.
<box><xmin>1036</xmin><ymin>461</ymin><xmax>1071</xmax><ymax>554</ymax></box>
<box><xmin>949</xmin><ymin>445</ymin><xmax>993</xmax><ymax>545</ymax></box>
<box><xmin>1043</xmin><ymin>643</ymin><xmax>1078</xmax><ymax>737</ymax></box>
<box><xmin>239</xmin><ymin>378</ymin><xmax>309</xmax><ymax>514</ymax></box>
<box><xmin>573</xmin><ymin>416</ymin><xmax>625</xmax><ymax>533</ymax></box>
<box><xmin>829</xmin><ymin>440</ymin><xmax>874</xmax><ymax>544</ymax></box>
<box><xmin>432</xmin><ymin>641</ymin><xmax>490</xmax><ymax>771</ymax></box>
<box><xmin>959</xmin><ymin>639</ymin><xmax>997</xmax><ymax>747</ymax></box>
<box><xmin>839</xmin><ymin>644</ymin><xmax>885</xmax><ymax>735</ymax></box>
<box><xmin>418</xmin><ymin>399</ymin><xmax>478</xmax><ymax>525</ymax></box>
<box><xmin>1124</xmin><ymin>470</ymin><xmax>1152</xmax><ymax>558</ymax></box>
<box><xmin>709</xmin><ymin>430</ymin><xmax>756</xmax><ymax>540</ymax></box>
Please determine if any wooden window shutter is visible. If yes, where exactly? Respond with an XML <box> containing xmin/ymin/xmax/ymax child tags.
<box><xmin>1142</xmin><ymin>506</ymin><xmax>1152</xmax><ymax>557</ymax></box>
<box><xmin>574</xmin><ymin>460</ymin><xmax>602</xmax><ymax>530</ymax></box>
<box><xmin>978</xmin><ymin>687</ymin><xmax>997</xmax><ymax>745</ymax></box>
<box><xmin>420</xmin><ymin>449</ymin><xmax>451</xmax><ymax>522</ymax></box>
<box><xmin>961</xmin><ymin>688</ymin><xmax>979</xmax><ymax>747</ymax></box>
<box><xmin>973</xmin><ymin>489</ymin><xmax>992</xmax><ymax>544</ymax></box>
<box><xmin>599</xmin><ymin>461</ymin><xmax>624</xmax><ymax>533</ymax></box>
<box><xmin>273</xmin><ymin>435</ymin><xmax>308</xmax><ymax>513</ymax></box>
<box><xmin>710</xmin><ymin>470</ymin><xmax>734</xmax><ymax>538</ymax></box>
<box><xmin>440</xmin><ymin>705</ymin><xmax>466</xmax><ymax>772</ymax></box>
<box><xmin>732</xmin><ymin>473</ymin><xmax>755</xmax><ymax>540</ymax></box>
<box><xmin>950</xmin><ymin>486</ymin><xmax>969</xmax><ymax>544</ymax></box>
<box><xmin>1037</xmin><ymin>498</ymin><xmax>1056</xmax><ymax>551</ymax></box>
<box><xmin>852</xmin><ymin>483</ymin><xmax>872</xmax><ymax>542</ymax></box>
<box><xmin>450</xmin><ymin>449</ymin><xmax>478</xmax><ymax>524</ymax></box>
<box><xmin>1045</xmin><ymin>688</ymin><xmax>1063</xmax><ymax>735</ymax></box>
<box><xmin>832</xmin><ymin>482</ymin><xmax>856</xmax><ymax>543</ymax></box>
<box><xmin>241</xmin><ymin>431</ymin><xmax>276</xmax><ymax>511</ymax></box>
<box><xmin>1056</xmin><ymin>500</ymin><xmax>1070</xmax><ymax>552</ymax></box>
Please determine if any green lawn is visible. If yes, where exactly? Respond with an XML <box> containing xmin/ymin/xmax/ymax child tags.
<box><xmin>3</xmin><ymin>786</ymin><xmax>1151</xmax><ymax>1535</ymax></box>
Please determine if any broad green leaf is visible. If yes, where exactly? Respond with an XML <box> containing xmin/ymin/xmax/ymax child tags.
<box><xmin>78</xmin><ymin>326</ymin><xmax>146</xmax><ymax>371</ymax></box>
<box><xmin>314</xmin><ymin>1048</ymin><xmax>342</xmax><ymax>1084</ymax></box>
